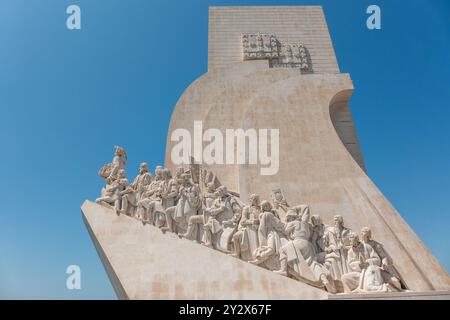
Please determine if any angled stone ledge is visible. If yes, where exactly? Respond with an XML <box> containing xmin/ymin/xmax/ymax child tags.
<box><xmin>81</xmin><ymin>200</ymin><xmax>329</xmax><ymax>300</ymax></box>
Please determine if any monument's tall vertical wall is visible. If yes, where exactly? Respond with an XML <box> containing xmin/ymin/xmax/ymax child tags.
<box><xmin>208</xmin><ymin>6</ymin><xmax>340</xmax><ymax>73</ymax></box>
<box><xmin>207</xmin><ymin>6</ymin><xmax>365</xmax><ymax>171</ymax></box>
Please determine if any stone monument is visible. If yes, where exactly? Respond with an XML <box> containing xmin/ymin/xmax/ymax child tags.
<box><xmin>81</xmin><ymin>6</ymin><xmax>450</xmax><ymax>299</ymax></box>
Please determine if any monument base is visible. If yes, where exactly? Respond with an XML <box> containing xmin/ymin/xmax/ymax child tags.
<box><xmin>81</xmin><ymin>200</ymin><xmax>328</xmax><ymax>299</ymax></box>
<box><xmin>82</xmin><ymin>200</ymin><xmax>450</xmax><ymax>300</ymax></box>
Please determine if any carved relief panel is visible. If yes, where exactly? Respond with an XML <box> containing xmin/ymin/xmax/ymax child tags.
<box><xmin>273</xmin><ymin>43</ymin><xmax>310</xmax><ymax>70</ymax></box>
<box><xmin>241</xmin><ymin>33</ymin><xmax>311</xmax><ymax>71</ymax></box>
<box><xmin>242</xmin><ymin>33</ymin><xmax>278</xmax><ymax>60</ymax></box>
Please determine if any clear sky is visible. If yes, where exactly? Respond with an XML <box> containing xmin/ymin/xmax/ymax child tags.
<box><xmin>0</xmin><ymin>0</ymin><xmax>449</xmax><ymax>299</ymax></box>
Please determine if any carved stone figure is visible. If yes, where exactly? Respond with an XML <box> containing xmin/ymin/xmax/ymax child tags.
<box><xmin>219</xmin><ymin>206</ymin><xmax>242</xmax><ymax>252</ymax></box>
<box><xmin>179</xmin><ymin>212</ymin><xmax>205</xmax><ymax>242</ymax></box>
<box><xmin>203</xmin><ymin>182</ymin><xmax>218</xmax><ymax>209</ymax></box>
<box><xmin>341</xmin><ymin>233</ymin><xmax>391</xmax><ymax>293</ymax></box>
<box><xmin>179</xmin><ymin>182</ymin><xmax>217</xmax><ymax>242</ymax></box>
<box><xmin>201</xmin><ymin>168</ymin><xmax>218</xmax><ymax>190</ymax></box>
<box><xmin>96</xmin><ymin>169</ymin><xmax>129</xmax><ymax>214</ymax></box>
<box><xmin>271</xmin><ymin>188</ymin><xmax>289</xmax><ymax>217</ymax></box>
<box><xmin>120</xmin><ymin>162</ymin><xmax>153</xmax><ymax>217</ymax></box>
<box><xmin>310</xmin><ymin>214</ymin><xmax>327</xmax><ymax>263</ymax></box>
<box><xmin>98</xmin><ymin>146</ymin><xmax>128</xmax><ymax>203</ymax></box>
<box><xmin>166</xmin><ymin>173</ymin><xmax>202</xmax><ymax>234</ymax></box>
<box><xmin>230</xmin><ymin>193</ymin><xmax>261</xmax><ymax>261</ymax></box>
<box><xmin>360</xmin><ymin>227</ymin><xmax>405</xmax><ymax>290</ymax></box>
<box><xmin>274</xmin><ymin>206</ymin><xmax>336</xmax><ymax>293</ymax></box>
<box><xmin>324</xmin><ymin>215</ymin><xmax>352</xmax><ymax>282</ymax></box>
<box><xmin>136</xmin><ymin>166</ymin><xmax>165</xmax><ymax>226</ymax></box>
<box><xmin>106</xmin><ymin>146</ymin><xmax>128</xmax><ymax>184</ymax></box>
<box><xmin>162</xmin><ymin>168</ymin><xmax>179</xmax><ymax>210</ymax></box>
<box><xmin>250</xmin><ymin>201</ymin><xmax>287</xmax><ymax>270</ymax></box>
<box><xmin>202</xmin><ymin>186</ymin><xmax>241</xmax><ymax>251</ymax></box>
<box><xmin>93</xmin><ymin>149</ymin><xmax>410</xmax><ymax>295</ymax></box>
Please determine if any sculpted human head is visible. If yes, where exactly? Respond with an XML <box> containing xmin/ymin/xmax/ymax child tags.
<box><xmin>249</xmin><ymin>194</ymin><xmax>260</xmax><ymax>207</ymax></box>
<box><xmin>139</xmin><ymin>162</ymin><xmax>148</xmax><ymax>174</ymax></box>
<box><xmin>114</xmin><ymin>145</ymin><xmax>126</xmax><ymax>157</ymax></box>
<box><xmin>118</xmin><ymin>169</ymin><xmax>126</xmax><ymax>179</ymax></box>
<box><xmin>206</xmin><ymin>182</ymin><xmax>216</xmax><ymax>193</ymax></box>
<box><xmin>216</xmin><ymin>186</ymin><xmax>228</xmax><ymax>198</ymax></box>
<box><xmin>163</xmin><ymin>168</ymin><xmax>172</xmax><ymax>180</ymax></box>
<box><xmin>180</xmin><ymin>173</ymin><xmax>191</xmax><ymax>186</ymax></box>
<box><xmin>333</xmin><ymin>215</ymin><xmax>344</xmax><ymax>228</ymax></box>
<box><xmin>261</xmin><ymin>200</ymin><xmax>272</xmax><ymax>212</ymax></box>
<box><xmin>360</xmin><ymin>227</ymin><xmax>372</xmax><ymax>243</ymax></box>
<box><xmin>272</xmin><ymin>189</ymin><xmax>283</xmax><ymax>202</ymax></box>
<box><xmin>349</xmin><ymin>232</ymin><xmax>360</xmax><ymax>248</ymax></box>
<box><xmin>311</xmin><ymin>214</ymin><xmax>322</xmax><ymax>227</ymax></box>
<box><xmin>155</xmin><ymin>166</ymin><xmax>163</xmax><ymax>178</ymax></box>
<box><xmin>204</xmin><ymin>170</ymin><xmax>214</xmax><ymax>184</ymax></box>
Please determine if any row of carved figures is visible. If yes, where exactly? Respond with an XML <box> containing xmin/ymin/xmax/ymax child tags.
<box><xmin>95</xmin><ymin>146</ymin><xmax>408</xmax><ymax>294</ymax></box>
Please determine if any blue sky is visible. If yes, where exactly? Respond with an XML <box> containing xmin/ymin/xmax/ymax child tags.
<box><xmin>0</xmin><ymin>0</ymin><xmax>448</xmax><ymax>299</ymax></box>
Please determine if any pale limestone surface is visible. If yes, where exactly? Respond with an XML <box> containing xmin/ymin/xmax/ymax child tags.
<box><xmin>165</xmin><ymin>6</ymin><xmax>450</xmax><ymax>293</ymax></box>
<box><xmin>81</xmin><ymin>200</ymin><xmax>328</xmax><ymax>300</ymax></box>
<box><xmin>208</xmin><ymin>6</ymin><xmax>339</xmax><ymax>73</ymax></box>
<box><xmin>165</xmin><ymin>63</ymin><xmax>450</xmax><ymax>293</ymax></box>
<box><xmin>83</xmin><ymin>6</ymin><xmax>450</xmax><ymax>299</ymax></box>
<box><xmin>82</xmin><ymin>200</ymin><xmax>450</xmax><ymax>299</ymax></box>
<box><xmin>208</xmin><ymin>6</ymin><xmax>365</xmax><ymax>170</ymax></box>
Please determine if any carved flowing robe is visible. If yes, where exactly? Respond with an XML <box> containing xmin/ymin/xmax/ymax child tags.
<box><xmin>204</xmin><ymin>195</ymin><xmax>241</xmax><ymax>251</ymax></box>
<box><xmin>173</xmin><ymin>184</ymin><xmax>201</xmax><ymax>230</ymax></box>
<box><xmin>163</xmin><ymin>178</ymin><xmax>179</xmax><ymax>209</ymax></box>
<box><xmin>366</xmin><ymin>239</ymin><xmax>405</xmax><ymax>290</ymax></box>
<box><xmin>310</xmin><ymin>223</ymin><xmax>327</xmax><ymax>263</ymax></box>
<box><xmin>324</xmin><ymin>225</ymin><xmax>351</xmax><ymax>280</ymax></box>
<box><xmin>103</xmin><ymin>177</ymin><xmax>128</xmax><ymax>200</ymax></box>
<box><xmin>107</xmin><ymin>155</ymin><xmax>127</xmax><ymax>182</ymax></box>
<box><xmin>124</xmin><ymin>172</ymin><xmax>153</xmax><ymax>207</ymax></box>
<box><xmin>235</xmin><ymin>205</ymin><xmax>260</xmax><ymax>260</ymax></box>
<box><xmin>341</xmin><ymin>242</ymin><xmax>383</xmax><ymax>293</ymax></box>
<box><xmin>253</xmin><ymin>210</ymin><xmax>287</xmax><ymax>269</ymax></box>
<box><xmin>279</xmin><ymin>212</ymin><xmax>328</xmax><ymax>286</ymax></box>
<box><xmin>96</xmin><ymin>177</ymin><xmax>129</xmax><ymax>212</ymax></box>
<box><xmin>138</xmin><ymin>179</ymin><xmax>166</xmax><ymax>223</ymax></box>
